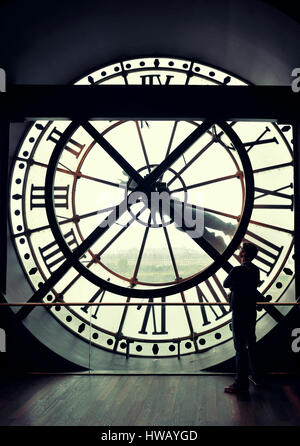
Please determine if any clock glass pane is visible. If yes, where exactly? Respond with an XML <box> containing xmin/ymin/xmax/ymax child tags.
<box><xmin>9</xmin><ymin>57</ymin><xmax>295</xmax><ymax>360</ymax></box>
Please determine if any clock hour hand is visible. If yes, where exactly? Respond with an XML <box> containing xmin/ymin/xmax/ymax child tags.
<box><xmin>141</xmin><ymin>120</ymin><xmax>214</xmax><ymax>190</ymax></box>
<box><xmin>117</xmin><ymin>119</ymin><xmax>214</xmax><ymax>193</ymax></box>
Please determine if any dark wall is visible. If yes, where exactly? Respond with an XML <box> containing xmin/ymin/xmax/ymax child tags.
<box><xmin>1</xmin><ymin>0</ymin><xmax>300</xmax><ymax>86</ymax></box>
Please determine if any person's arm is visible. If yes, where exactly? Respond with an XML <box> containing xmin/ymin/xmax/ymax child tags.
<box><xmin>256</xmin><ymin>268</ymin><xmax>260</xmax><ymax>289</ymax></box>
<box><xmin>255</xmin><ymin>268</ymin><xmax>262</xmax><ymax>304</ymax></box>
<box><xmin>223</xmin><ymin>268</ymin><xmax>237</xmax><ymax>289</ymax></box>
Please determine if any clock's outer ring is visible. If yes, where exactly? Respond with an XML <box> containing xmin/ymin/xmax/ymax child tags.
<box><xmin>44</xmin><ymin>119</ymin><xmax>254</xmax><ymax>298</ymax></box>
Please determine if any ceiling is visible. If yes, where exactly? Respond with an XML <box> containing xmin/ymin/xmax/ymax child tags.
<box><xmin>0</xmin><ymin>0</ymin><xmax>299</xmax><ymax>86</ymax></box>
<box><xmin>264</xmin><ymin>0</ymin><xmax>300</xmax><ymax>23</ymax></box>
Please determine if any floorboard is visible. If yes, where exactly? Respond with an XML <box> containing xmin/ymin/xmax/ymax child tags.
<box><xmin>0</xmin><ymin>374</ymin><xmax>299</xmax><ymax>427</ymax></box>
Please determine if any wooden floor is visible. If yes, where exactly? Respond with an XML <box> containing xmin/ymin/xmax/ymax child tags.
<box><xmin>0</xmin><ymin>373</ymin><xmax>300</xmax><ymax>427</ymax></box>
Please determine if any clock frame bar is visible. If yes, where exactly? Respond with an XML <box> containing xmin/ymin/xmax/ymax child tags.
<box><xmin>0</xmin><ymin>85</ymin><xmax>299</xmax><ymax>121</ymax></box>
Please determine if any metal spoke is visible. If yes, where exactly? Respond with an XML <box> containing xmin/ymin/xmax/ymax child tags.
<box><xmin>171</xmin><ymin>172</ymin><xmax>240</xmax><ymax>193</ymax></box>
<box><xmin>249</xmin><ymin>219</ymin><xmax>293</xmax><ymax>235</ymax></box>
<box><xmin>253</xmin><ymin>161</ymin><xmax>293</xmax><ymax>174</ymax></box>
<box><xmin>95</xmin><ymin>205</ymin><xmax>148</xmax><ymax>259</ymax></box>
<box><xmin>167</xmin><ymin>133</ymin><xmax>216</xmax><ymax>188</ymax></box>
<box><xmin>204</xmin><ymin>206</ymin><xmax>293</xmax><ymax>234</ymax></box>
<box><xmin>130</xmin><ymin>214</ymin><xmax>151</xmax><ymax>287</ymax></box>
<box><xmin>162</xmin><ymin>226</ymin><xmax>180</xmax><ymax>279</ymax></box>
<box><xmin>16</xmin><ymin>156</ymin><xmax>125</xmax><ymax>189</ymax></box>
<box><xmin>165</xmin><ymin>121</ymin><xmax>178</xmax><ymax>158</ymax></box>
<box><xmin>76</xmin><ymin>172</ymin><xmax>130</xmax><ymax>189</ymax></box>
<box><xmin>135</xmin><ymin>121</ymin><xmax>151</xmax><ymax>174</ymax></box>
<box><xmin>13</xmin><ymin>205</ymin><xmax>120</xmax><ymax>238</ymax></box>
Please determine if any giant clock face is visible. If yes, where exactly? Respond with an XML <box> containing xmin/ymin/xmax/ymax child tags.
<box><xmin>9</xmin><ymin>57</ymin><xmax>295</xmax><ymax>361</ymax></box>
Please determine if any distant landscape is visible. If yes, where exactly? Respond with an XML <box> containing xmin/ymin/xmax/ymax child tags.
<box><xmin>100</xmin><ymin>247</ymin><xmax>208</xmax><ymax>282</ymax></box>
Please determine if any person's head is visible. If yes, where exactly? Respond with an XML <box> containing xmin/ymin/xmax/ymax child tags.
<box><xmin>239</xmin><ymin>242</ymin><xmax>258</xmax><ymax>263</ymax></box>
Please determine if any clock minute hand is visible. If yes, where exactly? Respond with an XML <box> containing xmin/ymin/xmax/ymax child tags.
<box><xmin>81</xmin><ymin>119</ymin><xmax>214</xmax><ymax>194</ymax></box>
<box><xmin>80</xmin><ymin>121</ymin><xmax>144</xmax><ymax>187</ymax></box>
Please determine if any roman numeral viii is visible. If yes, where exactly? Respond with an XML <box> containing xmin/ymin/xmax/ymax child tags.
<box><xmin>30</xmin><ymin>185</ymin><xmax>69</xmax><ymax>210</ymax></box>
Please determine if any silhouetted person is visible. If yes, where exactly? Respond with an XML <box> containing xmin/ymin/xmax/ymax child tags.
<box><xmin>223</xmin><ymin>242</ymin><xmax>261</xmax><ymax>394</ymax></box>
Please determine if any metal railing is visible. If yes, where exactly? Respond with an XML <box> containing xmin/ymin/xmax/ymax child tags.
<box><xmin>0</xmin><ymin>301</ymin><xmax>299</xmax><ymax>306</ymax></box>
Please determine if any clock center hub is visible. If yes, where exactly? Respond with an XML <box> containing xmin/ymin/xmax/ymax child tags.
<box><xmin>155</xmin><ymin>181</ymin><xmax>169</xmax><ymax>193</ymax></box>
<box><xmin>125</xmin><ymin>164</ymin><xmax>187</xmax><ymax>228</ymax></box>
